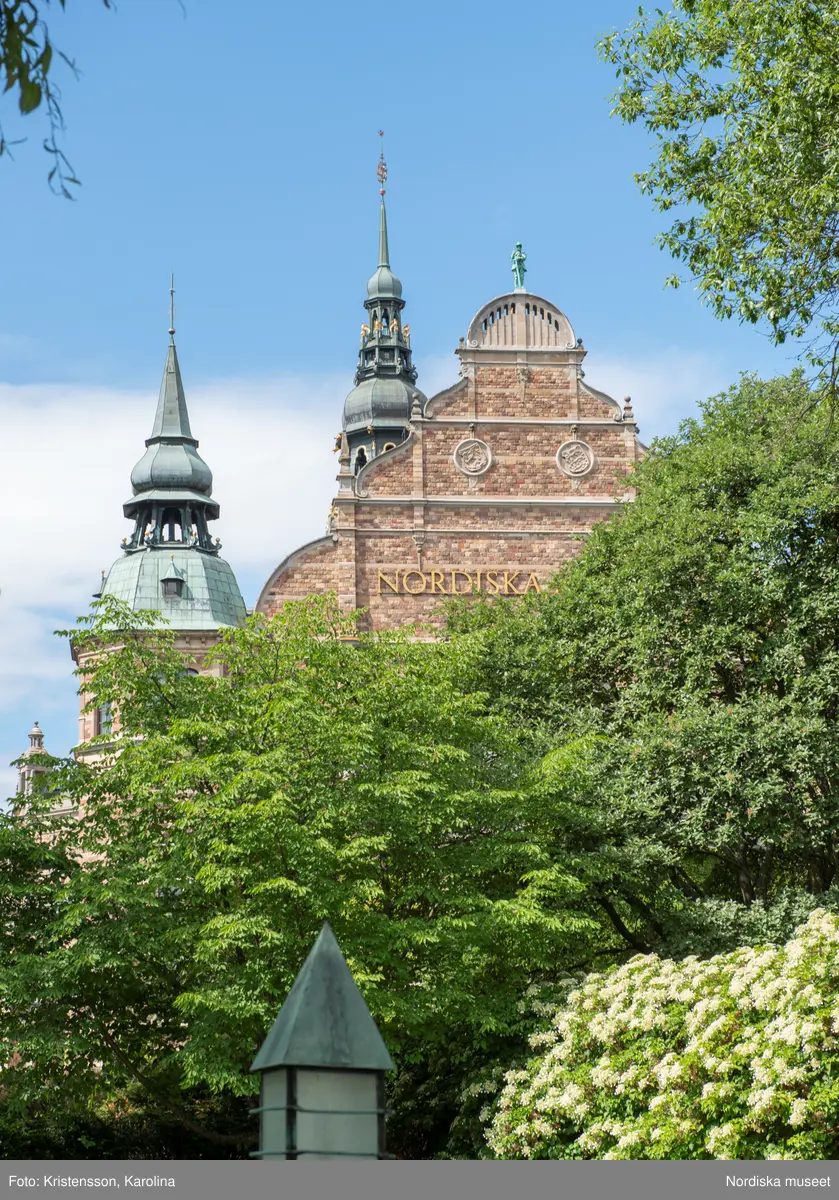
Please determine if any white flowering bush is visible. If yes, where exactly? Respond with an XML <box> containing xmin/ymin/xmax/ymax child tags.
<box><xmin>486</xmin><ymin>910</ymin><xmax>839</xmax><ymax>1159</ymax></box>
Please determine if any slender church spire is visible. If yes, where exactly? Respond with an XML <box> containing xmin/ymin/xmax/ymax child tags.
<box><xmin>378</xmin><ymin>196</ymin><xmax>390</xmax><ymax>270</ymax></box>
<box><xmin>376</xmin><ymin>132</ymin><xmax>391</xmax><ymax>269</ymax></box>
<box><xmin>122</xmin><ymin>280</ymin><xmax>218</xmax><ymax>553</ymax></box>
<box><xmin>145</xmin><ymin>276</ymin><xmax>195</xmax><ymax>442</ymax></box>
<box><xmin>341</xmin><ymin>134</ymin><xmax>425</xmax><ymax>456</ymax></box>
<box><xmin>366</xmin><ymin>133</ymin><xmax>403</xmax><ymax>303</ymax></box>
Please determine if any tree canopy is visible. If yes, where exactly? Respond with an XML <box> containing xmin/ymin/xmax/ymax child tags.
<box><xmin>1</xmin><ymin>0</ymin><xmax>113</xmax><ymax>194</ymax></box>
<box><xmin>449</xmin><ymin>371</ymin><xmax>839</xmax><ymax>949</ymax></box>
<box><xmin>6</xmin><ymin>371</ymin><xmax>839</xmax><ymax>1158</ymax></box>
<box><xmin>598</xmin><ymin>0</ymin><xmax>839</xmax><ymax>381</ymax></box>
<box><xmin>0</xmin><ymin>595</ymin><xmax>605</xmax><ymax>1155</ymax></box>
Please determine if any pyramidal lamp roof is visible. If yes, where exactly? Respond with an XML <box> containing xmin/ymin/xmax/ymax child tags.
<box><xmin>250</xmin><ymin>922</ymin><xmax>394</xmax><ymax>1073</ymax></box>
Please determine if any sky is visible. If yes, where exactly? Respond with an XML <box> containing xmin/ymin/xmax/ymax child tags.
<box><xmin>0</xmin><ymin>0</ymin><xmax>803</xmax><ymax>798</ymax></box>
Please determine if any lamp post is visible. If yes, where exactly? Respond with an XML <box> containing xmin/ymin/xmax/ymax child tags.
<box><xmin>251</xmin><ymin>922</ymin><xmax>394</xmax><ymax>1160</ymax></box>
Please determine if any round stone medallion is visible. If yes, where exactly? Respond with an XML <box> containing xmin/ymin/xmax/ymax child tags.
<box><xmin>556</xmin><ymin>439</ymin><xmax>595</xmax><ymax>477</ymax></box>
<box><xmin>453</xmin><ymin>437</ymin><xmax>492</xmax><ymax>476</ymax></box>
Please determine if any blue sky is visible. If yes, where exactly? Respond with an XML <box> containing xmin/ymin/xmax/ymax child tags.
<box><xmin>0</xmin><ymin>0</ymin><xmax>802</xmax><ymax>795</ymax></box>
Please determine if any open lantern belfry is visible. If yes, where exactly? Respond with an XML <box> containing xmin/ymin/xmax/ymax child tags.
<box><xmin>250</xmin><ymin>922</ymin><xmax>394</xmax><ymax>1159</ymax></box>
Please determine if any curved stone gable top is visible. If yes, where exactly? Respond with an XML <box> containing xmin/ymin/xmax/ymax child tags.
<box><xmin>464</xmin><ymin>292</ymin><xmax>576</xmax><ymax>352</ymax></box>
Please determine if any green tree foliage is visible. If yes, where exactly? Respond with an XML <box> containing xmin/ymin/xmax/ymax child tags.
<box><xmin>0</xmin><ymin>595</ymin><xmax>603</xmax><ymax>1155</ymax></box>
<box><xmin>449</xmin><ymin>372</ymin><xmax>839</xmax><ymax>953</ymax></box>
<box><xmin>598</xmin><ymin>0</ymin><xmax>839</xmax><ymax>379</ymax></box>
<box><xmin>486</xmin><ymin>910</ymin><xmax>839</xmax><ymax>1160</ymax></box>
<box><xmin>0</xmin><ymin>0</ymin><xmax>113</xmax><ymax>194</ymax></box>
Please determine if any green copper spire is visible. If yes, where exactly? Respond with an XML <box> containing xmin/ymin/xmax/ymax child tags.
<box><xmin>343</xmin><ymin>135</ymin><xmax>425</xmax><ymax>445</ymax></box>
<box><xmin>97</xmin><ymin>283</ymin><xmax>247</xmax><ymax>632</ymax></box>
<box><xmin>123</xmin><ymin>282</ymin><xmax>219</xmax><ymax>551</ymax></box>
<box><xmin>148</xmin><ymin>340</ymin><xmax>195</xmax><ymax>441</ymax></box>
<box><xmin>367</xmin><ymin>135</ymin><xmax>402</xmax><ymax>300</ymax></box>
<box><xmin>378</xmin><ymin>196</ymin><xmax>390</xmax><ymax>269</ymax></box>
<box><xmin>148</xmin><ymin>274</ymin><xmax>194</xmax><ymax>441</ymax></box>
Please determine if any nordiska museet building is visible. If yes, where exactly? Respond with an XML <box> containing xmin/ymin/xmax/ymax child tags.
<box><xmin>18</xmin><ymin>152</ymin><xmax>644</xmax><ymax>778</ymax></box>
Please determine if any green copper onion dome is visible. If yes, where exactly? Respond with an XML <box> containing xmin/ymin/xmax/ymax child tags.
<box><xmin>343</xmin><ymin>375</ymin><xmax>422</xmax><ymax>432</ymax></box>
<box><xmin>98</xmin><ymin>285</ymin><xmax>247</xmax><ymax>632</ymax></box>
<box><xmin>129</xmin><ymin>340</ymin><xmax>214</xmax><ymax>497</ymax></box>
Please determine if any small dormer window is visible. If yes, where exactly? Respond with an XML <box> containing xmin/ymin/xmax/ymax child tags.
<box><xmin>162</xmin><ymin>576</ymin><xmax>184</xmax><ymax>598</ymax></box>
<box><xmin>162</xmin><ymin>556</ymin><xmax>185</xmax><ymax>598</ymax></box>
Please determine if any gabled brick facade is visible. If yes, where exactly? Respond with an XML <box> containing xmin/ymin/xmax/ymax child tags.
<box><xmin>256</xmin><ymin>289</ymin><xmax>643</xmax><ymax>632</ymax></box>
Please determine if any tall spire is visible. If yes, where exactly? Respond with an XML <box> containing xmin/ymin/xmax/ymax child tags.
<box><xmin>342</xmin><ymin>135</ymin><xmax>425</xmax><ymax>446</ymax></box>
<box><xmin>376</xmin><ymin>131</ymin><xmax>390</xmax><ymax>269</ymax></box>
<box><xmin>149</xmin><ymin>336</ymin><xmax>195</xmax><ymax>441</ymax></box>
<box><xmin>91</xmin><ymin>280</ymin><xmax>248</xmax><ymax>637</ymax></box>
<box><xmin>367</xmin><ymin>132</ymin><xmax>401</xmax><ymax>301</ymax></box>
<box><xmin>121</xmin><ymin>279</ymin><xmax>219</xmax><ymax>553</ymax></box>
<box><xmin>378</xmin><ymin>197</ymin><xmax>390</xmax><ymax>269</ymax></box>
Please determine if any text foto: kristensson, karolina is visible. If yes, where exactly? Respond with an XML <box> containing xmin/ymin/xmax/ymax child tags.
<box><xmin>9</xmin><ymin>1178</ymin><xmax>175</xmax><ymax>1189</ymax></box>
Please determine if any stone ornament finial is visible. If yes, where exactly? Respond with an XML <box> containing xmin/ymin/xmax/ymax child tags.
<box><xmin>377</xmin><ymin>130</ymin><xmax>387</xmax><ymax>195</ymax></box>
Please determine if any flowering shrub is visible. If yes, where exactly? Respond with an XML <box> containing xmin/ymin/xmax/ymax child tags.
<box><xmin>485</xmin><ymin>910</ymin><xmax>839</xmax><ymax>1159</ymax></box>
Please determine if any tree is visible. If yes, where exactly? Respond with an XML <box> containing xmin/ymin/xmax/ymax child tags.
<box><xmin>1</xmin><ymin>0</ymin><xmax>113</xmax><ymax>195</ymax></box>
<box><xmin>0</xmin><ymin>594</ymin><xmax>606</xmax><ymax>1157</ymax></box>
<box><xmin>486</xmin><ymin>909</ymin><xmax>839</xmax><ymax>1160</ymax></box>
<box><xmin>598</xmin><ymin>0</ymin><xmax>839</xmax><ymax>386</ymax></box>
<box><xmin>448</xmin><ymin>372</ymin><xmax>839</xmax><ymax>951</ymax></box>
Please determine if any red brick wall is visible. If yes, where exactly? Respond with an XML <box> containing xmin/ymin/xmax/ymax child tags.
<box><xmin>257</xmin><ymin>347</ymin><xmax>641</xmax><ymax>631</ymax></box>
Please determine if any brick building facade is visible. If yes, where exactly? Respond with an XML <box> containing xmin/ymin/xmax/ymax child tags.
<box><xmin>20</xmin><ymin>181</ymin><xmax>644</xmax><ymax>769</ymax></box>
<box><xmin>256</xmin><ymin>260</ymin><xmax>644</xmax><ymax>631</ymax></box>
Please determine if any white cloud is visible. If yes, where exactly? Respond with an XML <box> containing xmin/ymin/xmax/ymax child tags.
<box><xmin>0</xmin><ymin>371</ymin><xmax>347</xmax><ymax>792</ymax></box>
<box><xmin>584</xmin><ymin>347</ymin><xmax>730</xmax><ymax>440</ymax></box>
<box><xmin>0</xmin><ymin>343</ymin><xmax>723</xmax><ymax>792</ymax></box>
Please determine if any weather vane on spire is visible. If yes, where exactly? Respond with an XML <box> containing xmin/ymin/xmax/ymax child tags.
<box><xmin>169</xmin><ymin>273</ymin><xmax>176</xmax><ymax>340</ymax></box>
<box><xmin>377</xmin><ymin>130</ymin><xmax>387</xmax><ymax>196</ymax></box>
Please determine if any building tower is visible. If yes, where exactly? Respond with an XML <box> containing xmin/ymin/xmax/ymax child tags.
<box><xmin>16</xmin><ymin>721</ymin><xmax>49</xmax><ymax>799</ymax></box>
<box><xmin>256</xmin><ymin>238</ymin><xmax>643</xmax><ymax>631</ymax></box>
<box><xmin>341</xmin><ymin>140</ymin><xmax>426</xmax><ymax>472</ymax></box>
<box><xmin>74</xmin><ymin>285</ymin><xmax>247</xmax><ymax>754</ymax></box>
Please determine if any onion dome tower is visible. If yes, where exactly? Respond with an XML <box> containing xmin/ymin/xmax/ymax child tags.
<box><xmin>341</xmin><ymin>135</ymin><xmax>426</xmax><ymax>471</ymax></box>
<box><xmin>98</xmin><ymin>280</ymin><xmax>247</xmax><ymax>630</ymax></box>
